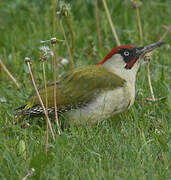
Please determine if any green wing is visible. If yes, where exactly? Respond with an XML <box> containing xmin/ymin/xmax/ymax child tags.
<box><xmin>29</xmin><ymin>65</ymin><xmax>125</xmax><ymax>109</ymax></box>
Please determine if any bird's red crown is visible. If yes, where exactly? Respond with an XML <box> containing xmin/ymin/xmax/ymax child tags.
<box><xmin>96</xmin><ymin>45</ymin><xmax>136</xmax><ymax>65</ymax></box>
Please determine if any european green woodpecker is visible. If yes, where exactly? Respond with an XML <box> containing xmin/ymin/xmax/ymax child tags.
<box><xmin>16</xmin><ymin>42</ymin><xmax>164</xmax><ymax>125</ymax></box>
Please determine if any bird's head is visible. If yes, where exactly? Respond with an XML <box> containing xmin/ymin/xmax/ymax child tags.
<box><xmin>97</xmin><ymin>42</ymin><xmax>165</xmax><ymax>72</ymax></box>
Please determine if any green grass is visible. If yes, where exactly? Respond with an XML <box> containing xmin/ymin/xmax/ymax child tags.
<box><xmin>0</xmin><ymin>0</ymin><xmax>171</xmax><ymax>179</ymax></box>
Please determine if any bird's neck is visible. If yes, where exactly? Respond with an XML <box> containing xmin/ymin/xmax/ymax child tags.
<box><xmin>102</xmin><ymin>54</ymin><xmax>140</xmax><ymax>85</ymax></box>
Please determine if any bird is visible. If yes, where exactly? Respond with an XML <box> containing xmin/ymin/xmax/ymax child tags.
<box><xmin>16</xmin><ymin>41</ymin><xmax>164</xmax><ymax>125</ymax></box>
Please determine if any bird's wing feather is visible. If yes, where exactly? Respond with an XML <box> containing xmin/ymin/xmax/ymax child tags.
<box><xmin>29</xmin><ymin>65</ymin><xmax>125</xmax><ymax>109</ymax></box>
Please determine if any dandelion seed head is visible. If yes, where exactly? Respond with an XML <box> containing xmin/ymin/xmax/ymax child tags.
<box><xmin>39</xmin><ymin>45</ymin><xmax>53</xmax><ymax>59</ymax></box>
<box><xmin>58</xmin><ymin>58</ymin><xmax>69</xmax><ymax>68</ymax></box>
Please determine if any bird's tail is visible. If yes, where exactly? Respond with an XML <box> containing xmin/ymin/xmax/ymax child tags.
<box><xmin>15</xmin><ymin>102</ymin><xmax>44</xmax><ymax>120</ymax></box>
<box><xmin>15</xmin><ymin>102</ymin><xmax>34</xmax><ymax>116</ymax></box>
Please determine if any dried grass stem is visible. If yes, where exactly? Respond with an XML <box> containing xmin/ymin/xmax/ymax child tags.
<box><xmin>102</xmin><ymin>0</ymin><xmax>120</xmax><ymax>46</ymax></box>
<box><xmin>0</xmin><ymin>59</ymin><xmax>20</xmax><ymax>88</ymax></box>
<box><xmin>25</xmin><ymin>58</ymin><xmax>55</xmax><ymax>141</ymax></box>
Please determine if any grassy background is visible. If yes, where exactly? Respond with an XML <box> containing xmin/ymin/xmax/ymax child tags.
<box><xmin>0</xmin><ymin>0</ymin><xmax>171</xmax><ymax>179</ymax></box>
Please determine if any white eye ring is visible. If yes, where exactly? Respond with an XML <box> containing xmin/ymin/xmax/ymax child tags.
<box><xmin>124</xmin><ymin>51</ymin><xmax>129</xmax><ymax>56</ymax></box>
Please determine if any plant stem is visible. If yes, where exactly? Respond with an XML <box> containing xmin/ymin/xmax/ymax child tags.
<box><xmin>146</xmin><ymin>62</ymin><xmax>155</xmax><ymax>101</ymax></box>
<box><xmin>159</xmin><ymin>30</ymin><xmax>169</xmax><ymax>41</ymax></box>
<box><xmin>135</xmin><ymin>7</ymin><xmax>143</xmax><ymax>45</ymax></box>
<box><xmin>102</xmin><ymin>0</ymin><xmax>120</xmax><ymax>46</ymax></box>
<box><xmin>59</xmin><ymin>20</ymin><xmax>74</xmax><ymax>68</ymax></box>
<box><xmin>51</xmin><ymin>39</ymin><xmax>61</xmax><ymax>136</ymax></box>
<box><xmin>156</xmin><ymin>25</ymin><xmax>171</xmax><ymax>41</ymax></box>
<box><xmin>52</xmin><ymin>0</ymin><xmax>57</xmax><ymax>37</ymax></box>
<box><xmin>64</xmin><ymin>16</ymin><xmax>75</xmax><ymax>65</ymax></box>
<box><xmin>22</xmin><ymin>168</ymin><xmax>35</xmax><ymax>180</ymax></box>
<box><xmin>52</xmin><ymin>0</ymin><xmax>61</xmax><ymax>135</ymax></box>
<box><xmin>95</xmin><ymin>0</ymin><xmax>102</xmax><ymax>49</ymax></box>
<box><xmin>0</xmin><ymin>59</ymin><xmax>20</xmax><ymax>88</ymax></box>
<box><xmin>25</xmin><ymin>57</ymin><xmax>55</xmax><ymax>141</ymax></box>
<box><xmin>42</xmin><ymin>62</ymin><xmax>49</xmax><ymax>153</ymax></box>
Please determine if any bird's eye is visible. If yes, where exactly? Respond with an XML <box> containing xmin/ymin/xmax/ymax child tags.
<box><xmin>124</xmin><ymin>51</ymin><xmax>129</xmax><ymax>56</ymax></box>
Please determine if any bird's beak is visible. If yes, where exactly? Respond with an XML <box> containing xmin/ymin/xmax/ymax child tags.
<box><xmin>136</xmin><ymin>41</ymin><xmax>165</xmax><ymax>57</ymax></box>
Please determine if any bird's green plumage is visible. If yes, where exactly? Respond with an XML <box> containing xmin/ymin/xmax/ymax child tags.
<box><xmin>27</xmin><ymin>65</ymin><xmax>125</xmax><ymax>112</ymax></box>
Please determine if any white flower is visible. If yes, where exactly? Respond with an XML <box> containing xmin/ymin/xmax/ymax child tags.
<box><xmin>39</xmin><ymin>45</ymin><xmax>53</xmax><ymax>59</ymax></box>
<box><xmin>0</xmin><ymin>97</ymin><xmax>7</xmax><ymax>103</ymax></box>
